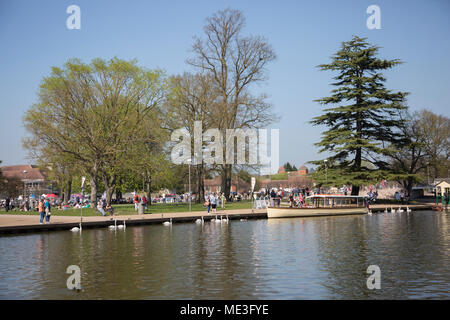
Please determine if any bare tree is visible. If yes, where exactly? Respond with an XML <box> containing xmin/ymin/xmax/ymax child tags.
<box><xmin>187</xmin><ymin>8</ymin><xmax>277</xmax><ymax>198</ymax></box>
<box><xmin>166</xmin><ymin>72</ymin><xmax>220</xmax><ymax>202</ymax></box>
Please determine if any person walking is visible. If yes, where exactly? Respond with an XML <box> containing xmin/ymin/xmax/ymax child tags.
<box><xmin>38</xmin><ymin>198</ymin><xmax>45</xmax><ymax>224</ymax></box>
<box><xmin>44</xmin><ymin>198</ymin><xmax>51</xmax><ymax>223</ymax></box>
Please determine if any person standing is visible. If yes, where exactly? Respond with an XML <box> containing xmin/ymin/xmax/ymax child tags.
<box><xmin>299</xmin><ymin>192</ymin><xmax>304</xmax><ymax>207</ymax></box>
<box><xmin>5</xmin><ymin>197</ymin><xmax>10</xmax><ymax>212</ymax></box>
<box><xmin>133</xmin><ymin>194</ymin><xmax>140</xmax><ymax>211</ymax></box>
<box><xmin>44</xmin><ymin>198</ymin><xmax>51</xmax><ymax>223</ymax></box>
<box><xmin>38</xmin><ymin>198</ymin><xmax>45</xmax><ymax>224</ymax></box>
<box><xmin>210</xmin><ymin>193</ymin><xmax>217</xmax><ymax>213</ymax></box>
<box><xmin>270</xmin><ymin>189</ymin><xmax>276</xmax><ymax>207</ymax></box>
<box><xmin>205</xmin><ymin>195</ymin><xmax>211</xmax><ymax>214</ymax></box>
<box><xmin>142</xmin><ymin>195</ymin><xmax>147</xmax><ymax>210</ymax></box>
<box><xmin>445</xmin><ymin>191</ymin><xmax>449</xmax><ymax>211</ymax></box>
<box><xmin>289</xmin><ymin>193</ymin><xmax>294</xmax><ymax>208</ymax></box>
<box><xmin>220</xmin><ymin>193</ymin><xmax>225</xmax><ymax>208</ymax></box>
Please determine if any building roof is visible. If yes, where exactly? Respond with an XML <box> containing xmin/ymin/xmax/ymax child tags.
<box><xmin>435</xmin><ymin>179</ymin><xmax>450</xmax><ymax>186</ymax></box>
<box><xmin>1</xmin><ymin>165</ymin><xmax>47</xmax><ymax>181</ymax></box>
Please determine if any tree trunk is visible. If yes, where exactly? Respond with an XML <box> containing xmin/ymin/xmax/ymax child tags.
<box><xmin>196</xmin><ymin>164</ymin><xmax>205</xmax><ymax>203</ymax></box>
<box><xmin>115</xmin><ymin>189</ymin><xmax>122</xmax><ymax>203</ymax></box>
<box><xmin>102</xmin><ymin>172</ymin><xmax>116</xmax><ymax>206</ymax></box>
<box><xmin>221</xmin><ymin>164</ymin><xmax>232</xmax><ymax>199</ymax></box>
<box><xmin>63</xmin><ymin>178</ymin><xmax>72</xmax><ymax>204</ymax></box>
<box><xmin>146</xmin><ymin>175</ymin><xmax>152</xmax><ymax>206</ymax></box>
<box><xmin>105</xmin><ymin>187</ymin><xmax>115</xmax><ymax>206</ymax></box>
<box><xmin>89</xmin><ymin>171</ymin><xmax>97</xmax><ymax>205</ymax></box>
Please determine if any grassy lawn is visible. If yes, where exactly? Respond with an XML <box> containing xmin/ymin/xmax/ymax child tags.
<box><xmin>0</xmin><ymin>200</ymin><xmax>253</xmax><ymax>216</ymax></box>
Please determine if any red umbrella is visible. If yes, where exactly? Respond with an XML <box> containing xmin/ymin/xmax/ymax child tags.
<box><xmin>45</xmin><ymin>193</ymin><xmax>58</xmax><ymax>198</ymax></box>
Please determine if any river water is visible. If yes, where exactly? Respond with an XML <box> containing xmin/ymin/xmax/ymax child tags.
<box><xmin>0</xmin><ymin>210</ymin><xmax>448</xmax><ymax>299</ymax></box>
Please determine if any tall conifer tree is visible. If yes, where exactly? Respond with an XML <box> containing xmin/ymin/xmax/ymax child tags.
<box><xmin>311</xmin><ymin>36</ymin><xmax>408</xmax><ymax>195</ymax></box>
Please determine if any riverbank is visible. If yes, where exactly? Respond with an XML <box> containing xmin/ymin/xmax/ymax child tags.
<box><xmin>0</xmin><ymin>201</ymin><xmax>254</xmax><ymax>216</ymax></box>
<box><xmin>0</xmin><ymin>203</ymin><xmax>436</xmax><ymax>235</ymax></box>
<box><xmin>0</xmin><ymin>208</ymin><xmax>267</xmax><ymax>235</ymax></box>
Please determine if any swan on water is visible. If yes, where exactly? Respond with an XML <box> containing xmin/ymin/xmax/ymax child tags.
<box><xmin>195</xmin><ymin>218</ymin><xmax>202</xmax><ymax>224</ymax></box>
<box><xmin>406</xmin><ymin>206</ymin><xmax>412</xmax><ymax>213</ymax></box>
<box><xmin>398</xmin><ymin>207</ymin><xmax>404</xmax><ymax>213</ymax></box>
<box><xmin>368</xmin><ymin>210</ymin><xmax>373</xmax><ymax>215</ymax></box>
<box><xmin>215</xmin><ymin>215</ymin><xmax>221</xmax><ymax>223</ymax></box>
<box><xmin>390</xmin><ymin>206</ymin><xmax>396</xmax><ymax>213</ymax></box>
<box><xmin>71</xmin><ymin>223</ymin><xmax>82</xmax><ymax>232</ymax></box>
<box><xmin>163</xmin><ymin>218</ymin><xmax>172</xmax><ymax>226</ymax></box>
<box><xmin>384</xmin><ymin>208</ymin><xmax>388</xmax><ymax>213</ymax></box>
<box><xmin>195</xmin><ymin>216</ymin><xmax>204</xmax><ymax>224</ymax></box>
<box><xmin>109</xmin><ymin>219</ymin><xmax>117</xmax><ymax>230</ymax></box>
<box><xmin>117</xmin><ymin>220</ymin><xmax>126</xmax><ymax>230</ymax></box>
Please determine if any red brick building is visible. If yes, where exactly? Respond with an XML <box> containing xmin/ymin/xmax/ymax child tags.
<box><xmin>1</xmin><ymin>165</ymin><xmax>53</xmax><ymax>197</ymax></box>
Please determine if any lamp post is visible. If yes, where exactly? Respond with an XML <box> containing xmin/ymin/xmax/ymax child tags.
<box><xmin>187</xmin><ymin>159</ymin><xmax>192</xmax><ymax>212</ymax></box>
<box><xmin>23</xmin><ymin>170</ymin><xmax>27</xmax><ymax>209</ymax></box>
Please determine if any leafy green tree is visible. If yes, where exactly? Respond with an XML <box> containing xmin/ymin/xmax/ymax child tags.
<box><xmin>283</xmin><ymin>162</ymin><xmax>298</xmax><ymax>172</ymax></box>
<box><xmin>23</xmin><ymin>58</ymin><xmax>166</xmax><ymax>205</ymax></box>
<box><xmin>311</xmin><ymin>36</ymin><xmax>408</xmax><ymax>195</ymax></box>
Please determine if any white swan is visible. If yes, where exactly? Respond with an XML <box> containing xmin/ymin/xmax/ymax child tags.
<box><xmin>109</xmin><ymin>219</ymin><xmax>117</xmax><ymax>230</ymax></box>
<box><xmin>195</xmin><ymin>217</ymin><xmax>203</xmax><ymax>224</ymax></box>
<box><xmin>384</xmin><ymin>208</ymin><xmax>388</xmax><ymax>213</ymax></box>
<box><xmin>368</xmin><ymin>210</ymin><xmax>372</xmax><ymax>215</ymax></box>
<box><xmin>163</xmin><ymin>218</ymin><xmax>172</xmax><ymax>226</ymax></box>
<box><xmin>398</xmin><ymin>207</ymin><xmax>404</xmax><ymax>213</ymax></box>
<box><xmin>406</xmin><ymin>206</ymin><xmax>412</xmax><ymax>213</ymax></box>
<box><xmin>224</xmin><ymin>215</ymin><xmax>229</xmax><ymax>223</ymax></box>
<box><xmin>390</xmin><ymin>206</ymin><xmax>396</xmax><ymax>213</ymax></box>
<box><xmin>215</xmin><ymin>215</ymin><xmax>221</xmax><ymax>223</ymax></box>
<box><xmin>117</xmin><ymin>220</ymin><xmax>126</xmax><ymax>230</ymax></box>
<box><xmin>71</xmin><ymin>223</ymin><xmax>82</xmax><ymax>232</ymax></box>
<box><xmin>240</xmin><ymin>218</ymin><xmax>247</xmax><ymax>221</ymax></box>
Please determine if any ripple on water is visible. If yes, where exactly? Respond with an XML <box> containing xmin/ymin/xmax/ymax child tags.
<box><xmin>0</xmin><ymin>211</ymin><xmax>449</xmax><ymax>299</ymax></box>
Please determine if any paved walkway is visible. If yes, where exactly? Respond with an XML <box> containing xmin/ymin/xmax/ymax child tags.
<box><xmin>0</xmin><ymin>208</ymin><xmax>267</xmax><ymax>234</ymax></box>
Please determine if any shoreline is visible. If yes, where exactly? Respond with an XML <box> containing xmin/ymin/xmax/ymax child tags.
<box><xmin>0</xmin><ymin>204</ymin><xmax>437</xmax><ymax>235</ymax></box>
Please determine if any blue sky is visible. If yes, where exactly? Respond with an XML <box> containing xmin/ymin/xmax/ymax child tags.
<box><xmin>1</xmin><ymin>0</ymin><xmax>449</xmax><ymax>168</ymax></box>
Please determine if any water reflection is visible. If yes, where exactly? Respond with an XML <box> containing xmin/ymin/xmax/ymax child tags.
<box><xmin>0</xmin><ymin>211</ymin><xmax>448</xmax><ymax>299</ymax></box>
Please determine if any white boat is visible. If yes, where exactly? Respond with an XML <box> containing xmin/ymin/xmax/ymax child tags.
<box><xmin>267</xmin><ymin>195</ymin><xmax>368</xmax><ymax>219</ymax></box>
